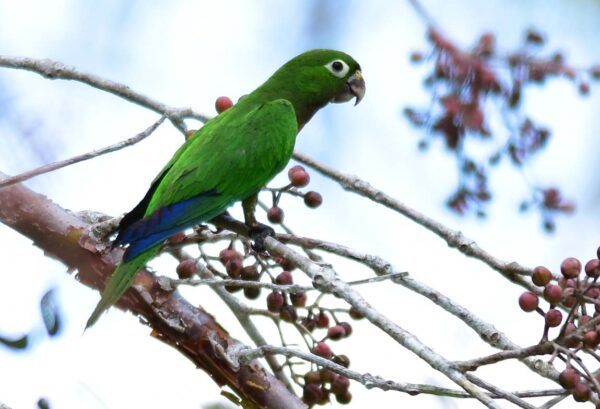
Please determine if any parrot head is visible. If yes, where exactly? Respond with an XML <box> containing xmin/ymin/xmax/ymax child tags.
<box><xmin>258</xmin><ymin>49</ymin><xmax>365</xmax><ymax>128</ymax></box>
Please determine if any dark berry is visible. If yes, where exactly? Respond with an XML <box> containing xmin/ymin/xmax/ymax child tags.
<box><xmin>303</xmin><ymin>383</ymin><xmax>323</xmax><ymax>405</ymax></box>
<box><xmin>327</xmin><ymin>325</ymin><xmax>346</xmax><ymax>341</ymax></box>
<box><xmin>215</xmin><ymin>96</ymin><xmax>233</xmax><ymax>113</ymax></box>
<box><xmin>333</xmin><ymin>354</ymin><xmax>350</xmax><ymax>368</ymax></box>
<box><xmin>280</xmin><ymin>305</ymin><xmax>297</xmax><ymax>322</ymax></box>
<box><xmin>290</xmin><ymin>292</ymin><xmax>307</xmax><ymax>307</ymax></box>
<box><xmin>176</xmin><ymin>259</ymin><xmax>197</xmax><ymax>279</ymax></box>
<box><xmin>335</xmin><ymin>390</ymin><xmax>352</xmax><ymax>405</ymax></box>
<box><xmin>319</xmin><ymin>368</ymin><xmax>336</xmax><ymax>383</ymax></box>
<box><xmin>339</xmin><ymin>322</ymin><xmax>352</xmax><ymax>337</ymax></box>
<box><xmin>243</xmin><ymin>287</ymin><xmax>260</xmax><ymax>300</ymax></box>
<box><xmin>313</xmin><ymin>342</ymin><xmax>333</xmax><ymax>359</ymax></box>
<box><xmin>267</xmin><ymin>206</ymin><xmax>284</xmax><ymax>224</ymax></box>
<box><xmin>331</xmin><ymin>375</ymin><xmax>350</xmax><ymax>395</ymax></box>
<box><xmin>532</xmin><ymin>266</ymin><xmax>552</xmax><ymax>286</ymax></box>
<box><xmin>302</xmin><ymin>317</ymin><xmax>317</xmax><ymax>332</ymax></box>
<box><xmin>304</xmin><ymin>370</ymin><xmax>321</xmax><ymax>385</ymax></box>
<box><xmin>275</xmin><ymin>271</ymin><xmax>293</xmax><ymax>285</ymax></box>
<box><xmin>561</xmin><ymin>257</ymin><xmax>581</xmax><ymax>279</ymax></box>
<box><xmin>349</xmin><ymin>306</ymin><xmax>364</xmax><ymax>320</ymax></box>
<box><xmin>543</xmin><ymin>284</ymin><xmax>563</xmax><ymax>304</ymax></box>
<box><xmin>559</xmin><ymin>368</ymin><xmax>580</xmax><ymax>389</ymax></box>
<box><xmin>573</xmin><ymin>382</ymin><xmax>591</xmax><ymax>402</ymax></box>
<box><xmin>168</xmin><ymin>232</ymin><xmax>186</xmax><ymax>244</ymax></box>
<box><xmin>410</xmin><ymin>51</ymin><xmax>424</xmax><ymax>63</ymax></box>
<box><xmin>545</xmin><ymin>309</ymin><xmax>563</xmax><ymax>327</ymax></box>
<box><xmin>241</xmin><ymin>265</ymin><xmax>259</xmax><ymax>281</ymax></box>
<box><xmin>518</xmin><ymin>292</ymin><xmax>539</xmax><ymax>312</ymax></box>
<box><xmin>267</xmin><ymin>292</ymin><xmax>285</xmax><ymax>312</ymax></box>
<box><xmin>304</xmin><ymin>191</ymin><xmax>323</xmax><ymax>208</ymax></box>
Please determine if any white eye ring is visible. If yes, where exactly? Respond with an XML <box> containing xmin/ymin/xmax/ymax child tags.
<box><xmin>325</xmin><ymin>59</ymin><xmax>350</xmax><ymax>78</ymax></box>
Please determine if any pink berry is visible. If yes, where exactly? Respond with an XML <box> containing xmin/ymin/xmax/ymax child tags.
<box><xmin>545</xmin><ymin>309</ymin><xmax>563</xmax><ymax>327</ymax></box>
<box><xmin>561</xmin><ymin>257</ymin><xmax>581</xmax><ymax>279</ymax></box>
<box><xmin>288</xmin><ymin>165</ymin><xmax>310</xmax><ymax>187</ymax></box>
<box><xmin>275</xmin><ymin>271</ymin><xmax>293</xmax><ymax>285</ymax></box>
<box><xmin>543</xmin><ymin>284</ymin><xmax>563</xmax><ymax>304</ymax></box>
<box><xmin>518</xmin><ymin>292</ymin><xmax>539</xmax><ymax>312</ymax></box>
<box><xmin>327</xmin><ymin>325</ymin><xmax>346</xmax><ymax>341</ymax></box>
<box><xmin>585</xmin><ymin>259</ymin><xmax>600</xmax><ymax>278</ymax></box>
<box><xmin>266</xmin><ymin>292</ymin><xmax>285</xmax><ymax>312</ymax></box>
<box><xmin>313</xmin><ymin>342</ymin><xmax>333</xmax><ymax>359</ymax></box>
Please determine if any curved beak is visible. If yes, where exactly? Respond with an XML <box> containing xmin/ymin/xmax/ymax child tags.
<box><xmin>332</xmin><ymin>70</ymin><xmax>366</xmax><ymax>106</ymax></box>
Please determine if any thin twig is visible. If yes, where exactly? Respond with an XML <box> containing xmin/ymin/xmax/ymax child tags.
<box><xmin>0</xmin><ymin>55</ymin><xmax>210</xmax><ymax>133</ymax></box>
<box><xmin>292</xmin><ymin>151</ymin><xmax>536</xmax><ymax>290</ymax></box>
<box><xmin>0</xmin><ymin>117</ymin><xmax>165</xmax><ymax>188</ymax></box>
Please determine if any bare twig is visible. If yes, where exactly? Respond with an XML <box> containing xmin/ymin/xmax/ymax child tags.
<box><xmin>0</xmin><ymin>55</ymin><xmax>210</xmax><ymax>133</ymax></box>
<box><xmin>263</xmin><ymin>236</ymin><xmax>501</xmax><ymax>407</ymax></box>
<box><xmin>0</xmin><ymin>117</ymin><xmax>165</xmax><ymax>188</ymax></box>
<box><xmin>292</xmin><ymin>152</ymin><xmax>536</xmax><ymax>290</ymax></box>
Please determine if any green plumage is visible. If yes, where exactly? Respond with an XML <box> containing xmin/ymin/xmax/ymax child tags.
<box><xmin>86</xmin><ymin>49</ymin><xmax>365</xmax><ymax>328</ymax></box>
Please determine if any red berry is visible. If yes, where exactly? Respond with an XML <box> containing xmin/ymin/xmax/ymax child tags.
<box><xmin>304</xmin><ymin>191</ymin><xmax>323</xmax><ymax>208</ymax></box>
<box><xmin>316</xmin><ymin>312</ymin><xmax>330</xmax><ymax>328</ymax></box>
<box><xmin>532</xmin><ymin>266</ymin><xmax>552</xmax><ymax>286</ymax></box>
<box><xmin>266</xmin><ymin>292</ymin><xmax>285</xmax><ymax>312</ymax></box>
<box><xmin>168</xmin><ymin>232</ymin><xmax>187</xmax><ymax>244</ymax></box>
<box><xmin>219</xmin><ymin>248</ymin><xmax>240</xmax><ymax>264</ymax></box>
<box><xmin>176</xmin><ymin>259</ymin><xmax>197</xmax><ymax>279</ymax></box>
<box><xmin>559</xmin><ymin>368</ymin><xmax>580</xmax><ymax>389</ymax></box>
<box><xmin>290</xmin><ymin>292</ymin><xmax>307</xmax><ymax>307</ymax></box>
<box><xmin>267</xmin><ymin>206</ymin><xmax>284</xmax><ymax>224</ymax></box>
<box><xmin>518</xmin><ymin>292</ymin><xmax>539</xmax><ymax>312</ymax></box>
<box><xmin>573</xmin><ymin>382</ymin><xmax>591</xmax><ymax>402</ymax></box>
<box><xmin>339</xmin><ymin>322</ymin><xmax>353</xmax><ymax>337</ymax></box>
<box><xmin>275</xmin><ymin>271</ymin><xmax>293</xmax><ymax>285</ymax></box>
<box><xmin>313</xmin><ymin>342</ymin><xmax>333</xmax><ymax>359</ymax></box>
<box><xmin>561</xmin><ymin>257</ymin><xmax>581</xmax><ymax>279</ymax></box>
<box><xmin>579</xmin><ymin>82</ymin><xmax>590</xmax><ymax>96</ymax></box>
<box><xmin>545</xmin><ymin>309</ymin><xmax>563</xmax><ymax>327</ymax></box>
<box><xmin>279</xmin><ymin>305</ymin><xmax>297</xmax><ymax>322</ymax></box>
<box><xmin>215</xmin><ymin>96</ymin><xmax>233</xmax><ymax>113</ymax></box>
<box><xmin>288</xmin><ymin>166</ymin><xmax>310</xmax><ymax>187</ymax></box>
<box><xmin>327</xmin><ymin>325</ymin><xmax>346</xmax><ymax>341</ymax></box>
<box><xmin>543</xmin><ymin>284</ymin><xmax>563</xmax><ymax>304</ymax></box>
<box><xmin>331</xmin><ymin>375</ymin><xmax>350</xmax><ymax>395</ymax></box>
<box><xmin>585</xmin><ymin>259</ymin><xmax>600</xmax><ymax>278</ymax></box>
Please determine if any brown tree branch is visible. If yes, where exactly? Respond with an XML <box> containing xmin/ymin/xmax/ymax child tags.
<box><xmin>0</xmin><ymin>172</ymin><xmax>306</xmax><ymax>409</ymax></box>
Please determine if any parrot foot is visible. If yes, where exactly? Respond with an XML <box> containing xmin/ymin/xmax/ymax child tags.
<box><xmin>248</xmin><ymin>223</ymin><xmax>275</xmax><ymax>252</ymax></box>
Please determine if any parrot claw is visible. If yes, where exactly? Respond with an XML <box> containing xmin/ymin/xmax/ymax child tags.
<box><xmin>248</xmin><ymin>223</ymin><xmax>275</xmax><ymax>252</ymax></box>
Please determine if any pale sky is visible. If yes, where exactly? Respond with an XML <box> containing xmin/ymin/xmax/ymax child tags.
<box><xmin>1</xmin><ymin>1</ymin><xmax>599</xmax><ymax>408</ymax></box>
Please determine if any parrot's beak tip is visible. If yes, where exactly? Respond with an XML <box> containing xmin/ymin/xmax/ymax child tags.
<box><xmin>349</xmin><ymin>71</ymin><xmax>365</xmax><ymax>106</ymax></box>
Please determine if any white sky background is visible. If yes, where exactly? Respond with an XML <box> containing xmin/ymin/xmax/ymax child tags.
<box><xmin>0</xmin><ymin>0</ymin><xmax>599</xmax><ymax>408</ymax></box>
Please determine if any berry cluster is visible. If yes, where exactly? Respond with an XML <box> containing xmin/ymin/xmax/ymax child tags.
<box><xmin>267</xmin><ymin>165</ymin><xmax>323</xmax><ymax>225</ymax></box>
<box><xmin>518</xmin><ymin>246</ymin><xmax>600</xmax><ymax>403</ymax></box>
<box><xmin>405</xmin><ymin>28</ymin><xmax>596</xmax><ymax>230</ymax></box>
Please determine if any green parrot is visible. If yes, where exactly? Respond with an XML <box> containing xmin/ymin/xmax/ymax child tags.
<box><xmin>86</xmin><ymin>49</ymin><xmax>365</xmax><ymax>328</ymax></box>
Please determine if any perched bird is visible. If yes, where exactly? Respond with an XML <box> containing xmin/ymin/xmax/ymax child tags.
<box><xmin>86</xmin><ymin>49</ymin><xmax>365</xmax><ymax>328</ymax></box>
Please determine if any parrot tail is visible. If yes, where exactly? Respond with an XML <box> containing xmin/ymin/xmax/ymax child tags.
<box><xmin>85</xmin><ymin>245</ymin><xmax>159</xmax><ymax>329</ymax></box>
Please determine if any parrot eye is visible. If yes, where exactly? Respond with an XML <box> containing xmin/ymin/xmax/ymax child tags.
<box><xmin>325</xmin><ymin>59</ymin><xmax>350</xmax><ymax>78</ymax></box>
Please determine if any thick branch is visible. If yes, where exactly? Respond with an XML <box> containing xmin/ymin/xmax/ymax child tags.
<box><xmin>0</xmin><ymin>172</ymin><xmax>305</xmax><ymax>409</ymax></box>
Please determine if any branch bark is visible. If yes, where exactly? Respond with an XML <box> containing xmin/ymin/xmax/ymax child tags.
<box><xmin>0</xmin><ymin>172</ymin><xmax>306</xmax><ymax>409</ymax></box>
